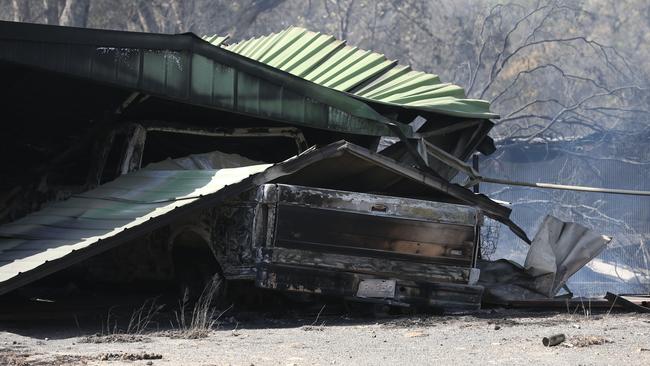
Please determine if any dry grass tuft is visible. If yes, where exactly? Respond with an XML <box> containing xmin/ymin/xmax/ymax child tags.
<box><xmin>102</xmin><ymin>297</ymin><xmax>164</xmax><ymax>336</ymax></box>
<box><xmin>125</xmin><ymin>297</ymin><xmax>165</xmax><ymax>335</ymax></box>
<box><xmin>174</xmin><ymin>276</ymin><xmax>229</xmax><ymax>339</ymax></box>
<box><xmin>301</xmin><ymin>305</ymin><xmax>327</xmax><ymax>331</ymax></box>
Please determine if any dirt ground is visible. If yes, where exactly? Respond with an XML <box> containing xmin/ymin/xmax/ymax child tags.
<box><xmin>1</xmin><ymin>308</ymin><xmax>649</xmax><ymax>366</ymax></box>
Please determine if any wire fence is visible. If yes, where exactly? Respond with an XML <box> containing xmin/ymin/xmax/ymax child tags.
<box><xmin>477</xmin><ymin>140</ymin><xmax>650</xmax><ymax>297</ymax></box>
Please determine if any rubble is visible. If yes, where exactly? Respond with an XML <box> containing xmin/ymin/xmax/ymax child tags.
<box><xmin>479</xmin><ymin>216</ymin><xmax>612</xmax><ymax>304</ymax></box>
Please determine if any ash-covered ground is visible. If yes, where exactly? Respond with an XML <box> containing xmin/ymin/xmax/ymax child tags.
<box><xmin>1</xmin><ymin>305</ymin><xmax>649</xmax><ymax>366</ymax></box>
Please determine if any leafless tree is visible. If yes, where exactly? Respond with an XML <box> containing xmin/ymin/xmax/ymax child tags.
<box><xmin>323</xmin><ymin>0</ymin><xmax>355</xmax><ymax>40</ymax></box>
<box><xmin>11</xmin><ymin>0</ymin><xmax>30</xmax><ymax>21</ymax></box>
<box><xmin>457</xmin><ymin>1</ymin><xmax>647</xmax><ymax>145</ymax></box>
<box><xmin>59</xmin><ymin>0</ymin><xmax>89</xmax><ymax>27</ymax></box>
<box><xmin>227</xmin><ymin>0</ymin><xmax>286</xmax><ymax>37</ymax></box>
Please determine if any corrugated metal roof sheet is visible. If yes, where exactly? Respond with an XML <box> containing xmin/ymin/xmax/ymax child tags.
<box><xmin>221</xmin><ymin>27</ymin><xmax>497</xmax><ymax>119</ymax></box>
<box><xmin>202</xmin><ymin>34</ymin><xmax>230</xmax><ymax>47</ymax></box>
<box><xmin>0</xmin><ymin>165</ymin><xmax>271</xmax><ymax>285</ymax></box>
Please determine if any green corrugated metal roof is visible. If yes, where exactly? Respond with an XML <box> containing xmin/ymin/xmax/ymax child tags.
<box><xmin>221</xmin><ymin>27</ymin><xmax>497</xmax><ymax>119</ymax></box>
<box><xmin>201</xmin><ymin>34</ymin><xmax>230</xmax><ymax>47</ymax></box>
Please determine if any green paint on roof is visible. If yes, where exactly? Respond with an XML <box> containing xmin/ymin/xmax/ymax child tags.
<box><xmin>217</xmin><ymin>27</ymin><xmax>497</xmax><ymax>119</ymax></box>
<box><xmin>201</xmin><ymin>34</ymin><xmax>230</xmax><ymax>47</ymax></box>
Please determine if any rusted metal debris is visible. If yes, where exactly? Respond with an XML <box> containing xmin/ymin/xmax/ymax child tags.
<box><xmin>605</xmin><ymin>292</ymin><xmax>650</xmax><ymax>313</ymax></box>
<box><xmin>543</xmin><ymin>334</ymin><xmax>566</xmax><ymax>347</ymax></box>
<box><xmin>478</xmin><ymin>216</ymin><xmax>611</xmax><ymax>304</ymax></box>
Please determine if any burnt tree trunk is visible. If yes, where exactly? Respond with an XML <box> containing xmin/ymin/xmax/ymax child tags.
<box><xmin>42</xmin><ymin>0</ymin><xmax>61</xmax><ymax>24</ymax></box>
<box><xmin>59</xmin><ymin>0</ymin><xmax>90</xmax><ymax>27</ymax></box>
<box><xmin>11</xmin><ymin>0</ymin><xmax>31</xmax><ymax>22</ymax></box>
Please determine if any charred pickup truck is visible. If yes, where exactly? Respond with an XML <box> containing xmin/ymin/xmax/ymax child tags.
<box><xmin>178</xmin><ymin>183</ymin><xmax>484</xmax><ymax>311</ymax></box>
<box><xmin>254</xmin><ymin>184</ymin><xmax>483</xmax><ymax>310</ymax></box>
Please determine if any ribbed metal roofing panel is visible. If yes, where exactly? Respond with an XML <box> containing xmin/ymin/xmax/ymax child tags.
<box><xmin>222</xmin><ymin>27</ymin><xmax>497</xmax><ymax>119</ymax></box>
<box><xmin>0</xmin><ymin>165</ymin><xmax>271</xmax><ymax>284</ymax></box>
<box><xmin>201</xmin><ymin>34</ymin><xmax>229</xmax><ymax>47</ymax></box>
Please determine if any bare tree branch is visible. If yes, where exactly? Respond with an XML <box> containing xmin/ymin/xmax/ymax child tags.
<box><xmin>60</xmin><ymin>0</ymin><xmax>90</xmax><ymax>27</ymax></box>
<box><xmin>11</xmin><ymin>0</ymin><xmax>30</xmax><ymax>22</ymax></box>
<box><xmin>491</xmin><ymin>63</ymin><xmax>610</xmax><ymax>103</ymax></box>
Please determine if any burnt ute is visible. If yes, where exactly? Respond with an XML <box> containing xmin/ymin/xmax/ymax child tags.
<box><xmin>253</xmin><ymin>184</ymin><xmax>484</xmax><ymax>310</ymax></box>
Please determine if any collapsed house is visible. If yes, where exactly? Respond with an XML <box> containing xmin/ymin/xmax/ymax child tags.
<box><xmin>0</xmin><ymin>21</ymin><xmax>611</xmax><ymax>311</ymax></box>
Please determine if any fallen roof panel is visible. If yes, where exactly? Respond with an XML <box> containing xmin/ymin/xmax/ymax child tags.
<box><xmin>0</xmin><ymin>165</ymin><xmax>271</xmax><ymax>284</ymax></box>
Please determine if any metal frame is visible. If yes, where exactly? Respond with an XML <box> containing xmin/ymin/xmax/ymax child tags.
<box><xmin>91</xmin><ymin>121</ymin><xmax>310</xmax><ymax>184</ymax></box>
<box><xmin>141</xmin><ymin>122</ymin><xmax>309</xmax><ymax>154</ymax></box>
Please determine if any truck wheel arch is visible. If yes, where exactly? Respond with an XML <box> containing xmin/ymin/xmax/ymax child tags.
<box><xmin>168</xmin><ymin>226</ymin><xmax>224</xmax><ymax>300</ymax></box>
